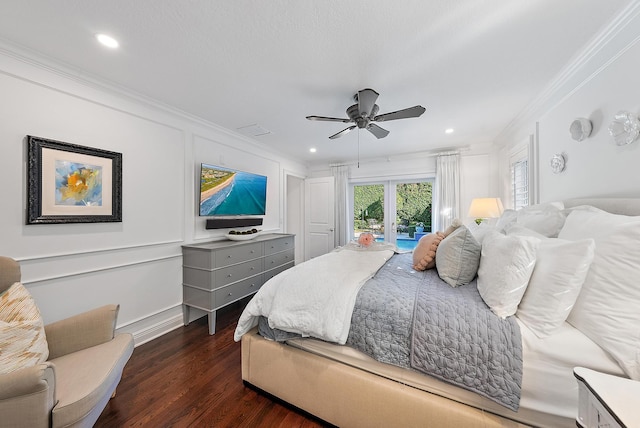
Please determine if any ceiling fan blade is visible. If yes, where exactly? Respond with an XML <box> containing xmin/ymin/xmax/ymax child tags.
<box><xmin>366</xmin><ymin>123</ymin><xmax>390</xmax><ymax>139</ymax></box>
<box><xmin>329</xmin><ymin>125</ymin><xmax>356</xmax><ymax>139</ymax></box>
<box><xmin>357</xmin><ymin>88</ymin><xmax>379</xmax><ymax>118</ymax></box>
<box><xmin>306</xmin><ymin>115</ymin><xmax>352</xmax><ymax>123</ymax></box>
<box><xmin>373</xmin><ymin>105</ymin><xmax>426</xmax><ymax>122</ymax></box>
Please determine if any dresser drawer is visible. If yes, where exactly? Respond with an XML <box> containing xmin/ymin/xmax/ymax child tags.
<box><xmin>264</xmin><ymin>236</ymin><xmax>294</xmax><ymax>255</ymax></box>
<box><xmin>183</xmin><ymin>285</ymin><xmax>214</xmax><ymax>311</ymax></box>
<box><xmin>214</xmin><ymin>276</ymin><xmax>264</xmax><ymax>307</ymax></box>
<box><xmin>214</xmin><ymin>258</ymin><xmax>263</xmax><ymax>287</ymax></box>
<box><xmin>264</xmin><ymin>261</ymin><xmax>294</xmax><ymax>282</ymax></box>
<box><xmin>215</xmin><ymin>242</ymin><xmax>263</xmax><ymax>268</ymax></box>
<box><xmin>264</xmin><ymin>249</ymin><xmax>294</xmax><ymax>270</ymax></box>
<box><xmin>182</xmin><ymin>266</ymin><xmax>213</xmax><ymax>289</ymax></box>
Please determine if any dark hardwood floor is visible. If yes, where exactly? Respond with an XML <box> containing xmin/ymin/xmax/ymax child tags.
<box><xmin>95</xmin><ymin>299</ymin><xmax>327</xmax><ymax>428</ymax></box>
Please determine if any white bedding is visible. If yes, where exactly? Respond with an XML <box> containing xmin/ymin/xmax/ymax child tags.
<box><xmin>233</xmin><ymin>247</ymin><xmax>394</xmax><ymax>343</ymax></box>
<box><xmin>517</xmin><ymin>317</ymin><xmax>626</xmax><ymax>420</ymax></box>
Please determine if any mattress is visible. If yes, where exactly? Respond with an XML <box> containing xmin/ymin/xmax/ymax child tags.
<box><xmin>283</xmin><ymin>318</ymin><xmax>626</xmax><ymax>428</ymax></box>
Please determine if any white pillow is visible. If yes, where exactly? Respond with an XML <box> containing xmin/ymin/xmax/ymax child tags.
<box><xmin>477</xmin><ymin>232</ymin><xmax>539</xmax><ymax>319</ymax></box>
<box><xmin>496</xmin><ymin>202</ymin><xmax>566</xmax><ymax>237</ymax></box>
<box><xmin>0</xmin><ymin>282</ymin><xmax>49</xmax><ymax>374</ymax></box>
<box><xmin>558</xmin><ymin>208</ymin><xmax>640</xmax><ymax>380</ymax></box>
<box><xmin>467</xmin><ymin>221</ymin><xmax>500</xmax><ymax>245</ymax></box>
<box><xmin>509</xmin><ymin>226</ymin><xmax>595</xmax><ymax>338</ymax></box>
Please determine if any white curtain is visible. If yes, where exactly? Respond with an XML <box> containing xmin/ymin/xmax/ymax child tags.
<box><xmin>331</xmin><ymin>165</ymin><xmax>350</xmax><ymax>246</ymax></box>
<box><xmin>433</xmin><ymin>154</ymin><xmax>460</xmax><ymax>232</ymax></box>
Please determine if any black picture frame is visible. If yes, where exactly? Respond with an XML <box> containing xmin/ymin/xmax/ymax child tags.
<box><xmin>26</xmin><ymin>135</ymin><xmax>123</xmax><ymax>224</ymax></box>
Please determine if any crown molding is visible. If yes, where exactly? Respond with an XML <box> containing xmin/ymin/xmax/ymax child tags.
<box><xmin>494</xmin><ymin>1</ymin><xmax>640</xmax><ymax>147</ymax></box>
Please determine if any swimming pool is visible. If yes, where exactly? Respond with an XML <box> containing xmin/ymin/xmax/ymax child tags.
<box><xmin>375</xmin><ymin>237</ymin><xmax>417</xmax><ymax>251</ymax></box>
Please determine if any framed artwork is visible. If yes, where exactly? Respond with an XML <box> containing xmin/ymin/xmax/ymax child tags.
<box><xmin>26</xmin><ymin>135</ymin><xmax>123</xmax><ymax>224</ymax></box>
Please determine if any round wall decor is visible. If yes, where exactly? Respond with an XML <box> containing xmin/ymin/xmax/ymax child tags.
<box><xmin>550</xmin><ymin>153</ymin><xmax>566</xmax><ymax>174</ymax></box>
<box><xmin>569</xmin><ymin>118</ymin><xmax>592</xmax><ymax>142</ymax></box>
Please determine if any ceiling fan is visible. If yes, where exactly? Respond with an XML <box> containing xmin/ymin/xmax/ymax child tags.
<box><xmin>306</xmin><ymin>88</ymin><xmax>426</xmax><ymax>140</ymax></box>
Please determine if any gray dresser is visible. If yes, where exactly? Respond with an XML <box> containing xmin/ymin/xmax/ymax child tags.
<box><xmin>182</xmin><ymin>233</ymin><xmax>294</xmax><ymax>334</ymax></box>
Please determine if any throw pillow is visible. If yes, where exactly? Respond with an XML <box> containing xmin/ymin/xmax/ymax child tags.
<box><xmin>412</xmin><ymin>232</ymin><xmax>444</xmax><ymax>271</ymax></box>
<box><xmin>412</xmin><ymin>220</ymin><xmax>461</xmax><ymax>271</ymax></box>
<box><xmin>0</xmin><ymin>282</ymin><xmax>49</xmax><ymax>374</ymax></box>
<box><xmin>509</xmin><ymin>226</ymin><xmax>595</xmax><ymax>338</ymax></box>
<box><xmin>558</xmin><ymin>207</ymin><xmax>640</xmax><ymax>380</ymax></box>
<box><xmin>477</xmin><ymin>231</ymin><xmax>539</xmax><ymax>319</ymax></box>
<box><xmin>435</xmin><ymin>225</ymin><xmax>481</xmax><ymax>287</ymax></box>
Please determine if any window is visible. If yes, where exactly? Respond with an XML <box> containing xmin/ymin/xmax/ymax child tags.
<box><xmin>511</xmin><ymin>158</ymin><xmax>528</xmax><ymax>210</ymax></box>
<box><xmin>509</xmin><ymin>141</ymin><xmax>532</xmax><ymax>210</ymax></box>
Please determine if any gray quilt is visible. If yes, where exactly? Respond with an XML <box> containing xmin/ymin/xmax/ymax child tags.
<box><xmin>258</xmin><ymin>253</ymin><xmax>523</xmax><ymax>411</ymax></box>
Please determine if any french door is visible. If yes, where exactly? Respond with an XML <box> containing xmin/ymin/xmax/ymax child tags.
<box><xmin>350</xmin><ymin>179</ymin><xmax>433</xmax><ymax>251</ymax></box>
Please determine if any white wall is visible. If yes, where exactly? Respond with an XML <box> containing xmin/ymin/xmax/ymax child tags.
<box><xmin>537</xmin><ymin>36</ymin><xmax>640</xmax><ymax>201</ymax></box>
<box><xmin>494</xmin><ymin>5</ymin><xmax>640</xmax><ymax>203</ymax></box>
<box><xmin>0</xmin><ymin>44</ymin><xmax>306</xmax><ymax>344</ymax></box>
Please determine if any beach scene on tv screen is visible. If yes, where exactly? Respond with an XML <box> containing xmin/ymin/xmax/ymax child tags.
<box><xmin>199</xmin><ymin>164</ymin><xmax>267</xmax><ymax>216</ymax></box>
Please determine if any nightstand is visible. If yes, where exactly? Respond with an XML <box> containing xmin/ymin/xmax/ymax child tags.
<box><xmin>574</xmin><ymin>367</ymin><xmax>639</xmax><ymax>428</ymax></box>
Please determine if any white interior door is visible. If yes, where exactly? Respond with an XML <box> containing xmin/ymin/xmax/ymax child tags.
<box><xmin>304</xmin><ymin>176</ymin><xmax>335</xmax><ymax>260</ymax></box>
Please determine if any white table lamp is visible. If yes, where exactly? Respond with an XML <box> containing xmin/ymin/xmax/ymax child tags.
<box><xmin>468</xmin><ymin>198</ymin><xmax>504</xmax><ymax>224</ymax></box>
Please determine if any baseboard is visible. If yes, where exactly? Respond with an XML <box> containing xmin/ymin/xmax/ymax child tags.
<box><xmin>117</xmin><ymin>307</ymin><xmax>184</xmax><ymax>347</ymax></box>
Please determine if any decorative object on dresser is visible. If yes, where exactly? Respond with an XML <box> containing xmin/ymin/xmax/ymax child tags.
<box><xmin>574</xmin><ymin>367</ymin><xmax>639</xmax><ymax>428</ymax></box>
<box><xmin>226</xmin><ymin>228</ymin><xmax>261</xmax><ymax>241</ymax></box>
<box><xmin>182</xmin><ymin>233</ymin><xmax>294</xmax><ymax>334</ymax></box>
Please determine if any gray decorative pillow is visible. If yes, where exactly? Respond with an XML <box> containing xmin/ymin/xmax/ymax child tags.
<box><xmin>435</xmin><ymin>225</ymin><xmax>481</xmax><ymax>287</ymax></box>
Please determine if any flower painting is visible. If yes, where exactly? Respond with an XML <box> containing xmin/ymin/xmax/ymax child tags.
<box><xmin>55</xmin><ymin>161</ymin><xmax>103</xmax><ymax>206</ymax></box>
<box><xmin>27</xmin><ymin>135</ymin><xmax>122</xmax><ymax>224</ymax></box>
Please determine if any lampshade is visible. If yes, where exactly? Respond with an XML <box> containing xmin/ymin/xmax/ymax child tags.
<box><xmin>467</xmin><ymin>198</ymin><xmax>504</xmax><ymax>220</ymax></box>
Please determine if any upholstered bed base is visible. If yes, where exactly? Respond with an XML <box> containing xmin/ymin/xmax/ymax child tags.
<box><xmin>241</xmin><ymin>329</ymin><xmax>528</xmax><ymax>428</ymax></box>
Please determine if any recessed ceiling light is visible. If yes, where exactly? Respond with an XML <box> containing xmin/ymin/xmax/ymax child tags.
<box><xmin>309</xmin><ymin>148</ymin><xmax>317</xmax><ymax>153</ymax></box>
<box><xmin>445</xmin><ymin>128</ymin><xmax>454</xmax><ymax>134</ymax></box>
<box><xmin>96</xmin><ymin>34</ymin><xmax>119</xmax><ymax>49</ymax></box>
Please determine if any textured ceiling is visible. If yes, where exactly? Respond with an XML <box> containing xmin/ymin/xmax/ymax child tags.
<box><xmin>0</xmin><ymin>1</ymin><xmax>632</xmax><ymax>165</ymax></box>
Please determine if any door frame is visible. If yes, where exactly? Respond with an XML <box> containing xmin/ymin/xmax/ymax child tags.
<box><xmin>349</xmin><ymin>176</ymin><xmax>434</xmax><ymax>245</ymax></box>
<box><xmin>284</xmin><ymin>170</ymin><xmax>306</xmax><ymax>265</ymax></box>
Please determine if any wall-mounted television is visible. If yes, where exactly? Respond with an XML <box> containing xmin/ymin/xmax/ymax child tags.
<box><xmin>199</xmin><ymin>163</ymin><xmax>267</xmax><ymax>216</ymax></box>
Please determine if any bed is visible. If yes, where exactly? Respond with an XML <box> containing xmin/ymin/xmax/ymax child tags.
<box><xmin>234</xmin><ymin>198</ymin><xmax>640</xmax><ymax>427</ymax></box>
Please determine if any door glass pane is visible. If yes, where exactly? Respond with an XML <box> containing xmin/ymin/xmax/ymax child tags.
<box><xmin>353</xmin><ymin>184</ymin><xmax>384</xmax><ymax>241</ymax></box>
<box><xmin>352</xmin><ymin>181</ymin><xmax>432</xmax><ymax>252</ymax></box>
<box><xmin>395</xmin><ymin>182</ymin><xmax>432</xmax><ymax>251</ymax></box>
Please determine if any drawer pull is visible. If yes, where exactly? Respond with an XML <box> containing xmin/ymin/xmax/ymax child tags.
<box><xmin>250</xmin><ymin>267</ymin><xmax>255</xmax><ymax>270</ymax></box>
<box><xmin>250</xmin><ymin>283</ymin><xmax>255</xmax><ymax>287</ymax></box>
<box><xmin>227</xmin><ymin>255</ymin><xmax>232</xmax><ymax>258</ymax></box>
<box><xmin>227</xmin><ymin>274</ymin><xmax>232</xmax><ymax>278</ymax></box>
<box><xmin>227</xmin><ymin>292</ymin><xmax>232</xmax><ymax>296</ymax></box>
<box><xmin>250</xmin><ymin>250</ymin><xmax>254</xmax><ymax>253</ymax></box>
<box><xmin>271</xmin><ymin>261</ymin><xmax>275</xmax><ymax>264</ymax></box>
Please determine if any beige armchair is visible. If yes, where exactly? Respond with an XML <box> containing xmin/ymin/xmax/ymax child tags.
<box><xmin>0</xmin><ymin>256</ymin><xmax>134</xmax><ymax>428</ymax></box>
